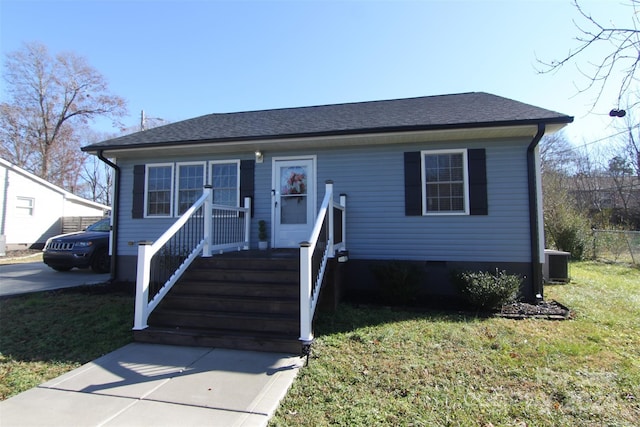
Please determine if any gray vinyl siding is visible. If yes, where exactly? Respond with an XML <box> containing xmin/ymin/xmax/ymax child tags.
<box><xmin>312</xmin><ymin>139</ymin><xmax>531</xmax><ymax>263</ymax></box>
<box><xmin>114</xmin><ymin>137</ymin><xmax>532</xmax><ymax>264</ymax></box>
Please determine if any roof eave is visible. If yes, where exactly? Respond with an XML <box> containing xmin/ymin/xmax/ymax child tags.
<box><xmin>82</xmin><ymin>116</ymin><xmax>574</xmax><ymax>154</ymax></box>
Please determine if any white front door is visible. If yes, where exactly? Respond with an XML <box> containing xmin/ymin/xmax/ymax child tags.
<box><xmin>273</xmin><ymin>157</ymin><xmax>316</xmax><ymax>248</ymax></box>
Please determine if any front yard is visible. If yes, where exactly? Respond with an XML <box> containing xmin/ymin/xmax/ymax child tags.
<box><xmin>0</xmin><ymin>262</ymin><xmax>638</xmax><ymax>425</ymax></box>
<box><xmin>0</xmin><ymin>285</ymin><xmax>133</xmax><ymax>400</ymax></box>
<box><xmin>271</xmin><ymin>262</ymin><xmax>640</xmax><ymax>426</ymax></box>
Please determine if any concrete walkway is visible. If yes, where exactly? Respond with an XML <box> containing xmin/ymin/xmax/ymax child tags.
<box><xmin>0</xmin><ymin>343</ymin><xmax>304</xmax><ymax>427</ymax></box>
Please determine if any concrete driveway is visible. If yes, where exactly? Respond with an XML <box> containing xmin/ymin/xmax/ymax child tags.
<box><xmin>0</xmin><ymin>260</ymin><xmax>110</xmax><ymax>297</ymax></box>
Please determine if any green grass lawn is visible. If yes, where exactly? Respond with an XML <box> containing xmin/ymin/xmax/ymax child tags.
<box><xmin>1</xmin><ymin>263</ymin><xmax>638</xmax><ymax>425</ymax></box>
<box><xmin>0</xmin><ymin>285</ymin><xmax>133</xmax><ymax>400</ymax></box>
<box><xmin>271</xmin><ymin>261</ymin><xmax>640</xmax><ymax>426</ymax></box>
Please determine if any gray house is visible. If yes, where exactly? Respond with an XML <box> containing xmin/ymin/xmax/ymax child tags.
<box><xmin>82</xmin><ymin>92</ymin><xmax>573</xmax><ymax>353</ymax></box>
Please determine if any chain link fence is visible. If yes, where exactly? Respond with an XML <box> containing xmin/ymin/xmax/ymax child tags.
<box><xmin>591</xmin><ymin>230</ymin><xmax>640</xmax><ymax>265</ymax></box>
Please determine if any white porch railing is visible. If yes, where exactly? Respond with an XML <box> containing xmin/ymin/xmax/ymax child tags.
<box><xmin>134</xmin><ymin>186</ymin><xmax>251</xmax><ymax>330</ymax></box>
<box><xmin>299</xmin><ymin>180</ymin><xmax>347</xmax><ymax>349</ymax></box>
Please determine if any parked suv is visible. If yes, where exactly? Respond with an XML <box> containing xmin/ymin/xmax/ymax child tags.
<box><xmin>43</xmin><ymin>218</ymin><xmax>111</xmax><ymax>273</ymax></box>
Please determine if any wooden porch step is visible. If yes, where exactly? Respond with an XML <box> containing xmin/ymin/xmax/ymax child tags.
<box><xmin>134</xmin><ymin>327</ymin><xmax>302</xmax><ymax>354</ymax></box>
<box><xmin>159</xmin><ymin>295</ymin><xmax>299</xmax><ymax>314</ymax></box>
<box><xmin>182</xmin><ymin>268</ymin><xmax>298</xmax><ymax>284</ymax></box>
<box><xmin>170</xmin><ymin>281</ymin><xmax>299</xmax><ymax>298</ymax></box>
<box><xmin>149</xmin><ymin>309</ymin><xmax>299</xmax><ymax>334</ymax></box>
<box><xmin>193</xmin><ymin>255</ymin><xmax>299</xmax><ymax>272</ymax></box>
<box><xmin>136</xmin><ymin>250</ymin><xmax>303</xmax><ymax>354</ymax></box>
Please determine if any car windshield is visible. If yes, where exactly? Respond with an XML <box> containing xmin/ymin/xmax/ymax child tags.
<box><xmin>87</xmin><ymin>218</ymin><xmax>111</xmax><ymax>232</ymax></box>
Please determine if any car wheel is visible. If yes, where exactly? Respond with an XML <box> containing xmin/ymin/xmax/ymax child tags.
<box><xmin>91</xmin><ymin>248</ymin><xmax>110</xmax><ymax>273</ymax></box>
<box><xmin>51</xmin><ymin>266</ymin><xmax>72</xmax><ymax>272</ymax></box>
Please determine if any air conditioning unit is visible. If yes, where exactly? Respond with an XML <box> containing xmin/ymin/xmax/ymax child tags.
<box><xmin>543</xmin><ymin>250</ymin><xmax>571</xmax><ymax>283</ymax></box>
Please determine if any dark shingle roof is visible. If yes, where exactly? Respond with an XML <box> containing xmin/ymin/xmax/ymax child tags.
<box><xmin>83</xmin><ymin>92</ymin><xmax>573</xmax><ymax>151</ymax></box>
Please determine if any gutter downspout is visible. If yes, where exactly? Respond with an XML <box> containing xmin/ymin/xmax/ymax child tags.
<box><xmin>97</xmin><ymin>150</ymin><xmax>120</xmax><ymax>281</ymax></box>
<box><xmin>527</xmin><ymin>123</ymin><xmax>546</xmax><ymax>302</ymax></box>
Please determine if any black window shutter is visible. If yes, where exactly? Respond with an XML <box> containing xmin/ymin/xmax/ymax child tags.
<box><xmin>404</xmin><ymin>152</ymin><xmax>422</xmax><ymax>216</ymax></box>
<box><xmin>132</xmin><ymin>165</ymin><xmax>145</xmax><ymax>219</ymax></box>
<box><xmin>240</xmin><ymin>159</ymin><xmax>255</xmax><ymax>217</ymax></box>
<box><xmin>468</xmin><ymin>148</ymin><xmax>488</xmax><ymax>215</ymax></box>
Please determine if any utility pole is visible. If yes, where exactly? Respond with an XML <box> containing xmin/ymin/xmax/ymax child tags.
<box><xmin>140</xmin><ymin>110</ymin><xmax>166</xmax><ymax>131</ymax></box>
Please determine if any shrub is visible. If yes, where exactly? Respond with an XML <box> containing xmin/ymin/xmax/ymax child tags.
<box><xmin>456</xmin><ymin>269</ymin><xmax>521</xmax><ymax>310</ymax></box>
<box><xmin>543</xmin><ymin>187</ymin><xmax>591</xmax><ymax>260</ymax></box>
<box><xmin>371</xmin><ymin>261</ymin><xmax>423</xmax><ymax>306</ymax></box>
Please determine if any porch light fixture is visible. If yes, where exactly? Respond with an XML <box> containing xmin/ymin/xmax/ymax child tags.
<box><xmin>255</xmin><ymin>150</ymin><xmax>264</xmax><ymax>163</ymax></box>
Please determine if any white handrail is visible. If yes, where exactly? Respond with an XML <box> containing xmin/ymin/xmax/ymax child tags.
<box><xmin>134</xmin><ymin>188</ymin><xmax>251</xmax><ymax>330</ymax></box>
<box><xmin>156</xmin><ymin>194</ymin><xmax>208</xmax><ymax>253</ymax></box>
<box><xmin>299</xmin><ymin>181</ymin><xmax>346</xmax><ymax>346</ymax></box>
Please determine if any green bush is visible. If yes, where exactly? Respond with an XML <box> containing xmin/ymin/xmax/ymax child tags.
<box><xmin>550</xmin><ymin>221</ymin><xmax>590</xmax><ymax>260</ymax></box>
<box><xmin>456</xmin><ymin>269</ymin><xmax>521</xmax><ymax>310</ymax></box>
<box><xmin>543</xmin><ymin>192</ymin><xmax>591</xmax><ymax>260</ymax></box>
<box><xmin>371</xmin><ymin>261</ymin><xmax>423</xmax><ymax>306</ymax></box>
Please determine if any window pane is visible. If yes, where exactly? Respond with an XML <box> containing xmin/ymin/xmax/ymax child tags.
<box><xmin>16</xmin><ymin>197</ymin><xmax>34</xmax><ymax>216</ymax></box>
<box><xmin>212</xmin><ymin>163</ymin><xmax>238</xmax><ymax>207</ymax></box>
<box><xmin>438</xmin><ymin>183</ymin><xmax>451</xmax><ymax>197</ymax></box>
<box><xmin>281</xmin><ymin>195</ymin><xmax>307</xmax><ymax>224</ymax></box>
<box><xmin>451</xmin><ymin>166</ymin><xmax>463</xmax><ymax>181</ymax></box>
<box><xmin>451</xmin><ymin>197</ymin><xmax>464</xmax><ymax>211</ymax></box>
<box><xmin>147</xmin><ymin>166</ymin><xmax>172</xmax><ymax>216</ymax></box>
<box><xmin>425</xmin><ymin>156</ymin><xmax>438</xmax><ymax>170</ymax></box>
<box><xmin>177</xmin><ymin>165</ymin><xmax>204</xmax><ymax>214</ymax></box>
<box><xmin>439</xmin><ymin>168</ymin><xmax>451</xmax><ymax>181</ymax></box>
<box><xmin>280</xmin><ymin>166</ymin><xmax>307</xmax><ymax>195</ymax></box>
<box><xmin>423</xmin><ymin>152</ymin><xmax>465</xmax><ymax>213</ymax></box>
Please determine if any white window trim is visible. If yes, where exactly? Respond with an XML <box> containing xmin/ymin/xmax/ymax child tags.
<box><xmin>421</xmin><ymin>149</ymin><xmax>470</xmax><ymax>216</ymax></box>
<box><xmin>175</xmin><ymin>161</ymin><xmax>207</xmax><ymax>216</ymax></box>
<box><xmin>209</xmin><ymin>160</ymin><xmax>241</xmax><ymax>207</ymax></box>
<box><xmin>16</xmin><ymin>196</ymin><xmax>35</xmax><ymax>216</ymax></box>
<box><xmin>144</xmin><ymin>163</ymin><xmax>175</xmax><ymax>218</ymax></box>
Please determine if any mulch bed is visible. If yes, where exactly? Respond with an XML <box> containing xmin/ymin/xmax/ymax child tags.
<box><xmin>497</xmin><ymin>300</ymin><xmax>573</xmax><ymax>320</ymax></box>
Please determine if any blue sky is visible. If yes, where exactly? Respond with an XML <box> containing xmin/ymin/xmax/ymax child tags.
<box><xmin>0</xmin><ymin>0</ymin><xmax>633</xmax><ymax>145</ymax></box>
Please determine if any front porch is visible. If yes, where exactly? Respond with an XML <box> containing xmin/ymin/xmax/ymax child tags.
<box><xmin>132</xmin><ymin>182</ymin><xmax>346</xmax><ymax>355</ymax></box>
<box><xmin>134</xmin><ymin>250</ymin><xmax>303</xmax><ymax>353</ymax></box>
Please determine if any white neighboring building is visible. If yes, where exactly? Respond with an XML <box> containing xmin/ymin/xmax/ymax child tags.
<box><xmin>0</xmin><ymin>158</ymin><xmax>110</xmax><ymax>252</ymax></box>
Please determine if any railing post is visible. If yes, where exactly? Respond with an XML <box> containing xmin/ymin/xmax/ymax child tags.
<box><xmin>340</xmin><ymin>193</ymin><xmax>347</xmax><ymax>249</ymax></box>
<box><xmin>203</xmin><ymin>185</ymin><xmax>212</xmax><ymax>257</ymax></box>
<box><xmin>134</xmin><ymin>242</ymin><xmax>152</xmax><ymax>330</ymax></box>
<box><xmin>299</xmin><ymin>241</ymin><xmax>313</xmax><ymax>345</ymax></box>
<box><xmin>244</xmin><ymin>197</ymin><xmax>251</xmax><ymax>250</ymax></box>
<box><xmin>326</xmin><ymin>180</ymin><xmax>334</xmax><ymax>257</ymax></box>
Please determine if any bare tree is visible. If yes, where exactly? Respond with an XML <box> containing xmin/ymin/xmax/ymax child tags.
<box><xmin>538</xmin><ymin>0</ymin><xmax>640</xmax><ymax>111</ymax></box>
<box><xmin>540</xmin><ymin>131</ymin><xmax>578</xmax><ymax>174</ymax></box>
<box><xmin>77</xmin><ymin>129</ymin><xmax>116</xmax><ymax>205</ymax></box>
<box><xmin>80</xmin><ymin>157</ymin><xmax>113</xmax><ymax>205</ymax></box>
<box><xmin>0</xmin><ymin>42</ymin><xmax>126</xmax><ymax>189</ymax></box>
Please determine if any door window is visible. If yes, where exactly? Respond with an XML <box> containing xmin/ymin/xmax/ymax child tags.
<box><xmin>280</xmin><ymin>166</ymin><xmax>308</xmax><ymax>224</ymax></box>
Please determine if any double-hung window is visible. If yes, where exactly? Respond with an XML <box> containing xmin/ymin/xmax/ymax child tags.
<box><xmin>210</xmin><ymin>161</ymin><xmax>240</xmax><ymax>207</ymax></box>
<box><xmin>176</xmin><ymin>162</ymin><xmax>206</xmax><ymax>215</ymax></box>
<box><xmin>422</xmin><ymin>149</ymin><xmax>469</xmax><ymax>215</ymax></box>
<box><xmin>145</xmin><ymin>164</ymin><xmax>174</xmax><ymax>217</ymax></box>
<box><xmin>140</xmin><ymin>160</ymin><xmax>241</xmax><ymax>218</ymax></box>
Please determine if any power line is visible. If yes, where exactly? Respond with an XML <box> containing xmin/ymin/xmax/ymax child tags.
<box><xmin>548</xmin><ymin>128</ymin><xmax>632</xmax><ymax>156</ymax></box>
